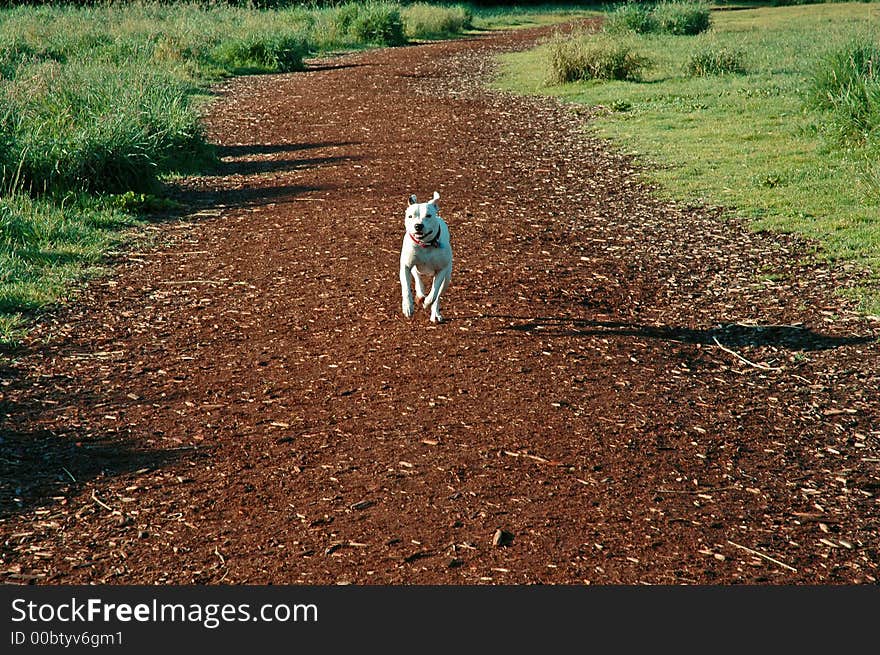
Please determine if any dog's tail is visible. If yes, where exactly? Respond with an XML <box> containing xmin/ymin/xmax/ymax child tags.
<box><xmin>430</xmin><ymin>191</ymin><xmax>440</xmax><ymax>204</ymax></box>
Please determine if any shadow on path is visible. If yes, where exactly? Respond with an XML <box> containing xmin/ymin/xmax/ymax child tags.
<box><xmin>487</xmin><ymin>315</ymin><xmax>876</xmax><ymax>351</ymax></box>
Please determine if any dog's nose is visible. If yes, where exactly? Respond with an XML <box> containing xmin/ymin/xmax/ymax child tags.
<box><xmin>414</xmin><ymin>223</ymin><xmax>424</xmax><ymax>233</ymax></box>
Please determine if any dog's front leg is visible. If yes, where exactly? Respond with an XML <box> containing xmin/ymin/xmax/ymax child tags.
<box><xmin>411</xmin><ymin>266</ymin><xmax>427</xmax><ymax>305</ymax></box>
<box><xmin>424</xmin><ymin>264</ymin><xmax>451</xmax><ymax>323</ymax></box>
<box><xmin>400</xmin><ymin>263</ymin><xmax>415</xmax><ymax>318</ymax></box>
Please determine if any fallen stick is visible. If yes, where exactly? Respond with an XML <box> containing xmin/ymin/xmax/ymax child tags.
<box><xmin>655</xmin><ymin>485</ymin><xmax>737</xmax><ymax>494</ymax></box>
<box><xmin>726</xmin><ymin>539</ymin><xmax>797</xmax><ymax>572</ymax></box>
<box><xmin>91</xmin><ymin>491</ymin><xmax>116</xmax><ymax>513</ymax></box>
<box><xmin>712</xmin><ymin>337</ymin><xmax>782</xmax><ymax>372</ymax></box>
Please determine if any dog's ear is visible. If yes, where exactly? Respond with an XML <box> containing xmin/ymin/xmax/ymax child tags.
<box><xmin>408</xmin><ymin>194</ymin><xmax>417</xmax><ymax>205</ymax></box>
<box><xmin>429</xmin><ymin>191</ymin><xmax>440</xmax><ymax>205</ymax></box>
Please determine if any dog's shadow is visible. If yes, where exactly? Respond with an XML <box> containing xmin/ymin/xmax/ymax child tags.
<box><xmin>478</xmin><ymin>315</ymin><xmax>875</xmax><ymax>352</ymax></box>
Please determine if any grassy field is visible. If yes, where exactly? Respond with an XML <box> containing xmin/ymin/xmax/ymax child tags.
<box><xmin>494</xmin><ymin>2</ymin><xmax>880</xmax><ymax>314</ymax></box>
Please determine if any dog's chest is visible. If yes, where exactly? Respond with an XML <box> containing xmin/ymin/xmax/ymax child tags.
<box><xmin>410</xmin><ymin>243</ymin><xmax>449</xmax><ymax>274</ymax></box>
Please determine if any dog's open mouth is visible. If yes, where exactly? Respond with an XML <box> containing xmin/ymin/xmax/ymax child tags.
<box><xmin>410</xmin><ymin>228</ymin><xmax>440</xmax><ymax>247</ymax></box>
<box><xmin>414</xmin><ymin>225</ymin><xmax>437</xmax><ymax>239</ymax></box>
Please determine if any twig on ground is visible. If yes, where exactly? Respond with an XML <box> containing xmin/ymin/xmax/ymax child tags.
<box><xmin>712</xmin><ymin>337</ymin><xmax>782</xmax><ymax>371</ymax></box>
<box><xmin>726</xmin><ymin>539</ymin><xmax>797</xmax><ymax>572</ymax></box>
<box><xmin>91</xmin><ymin>491</ymin><xmax>116</xmax><ymax>513</ymax></box>
<box><xmin>655</xmin><ymin>485</ymin><xmax>737</xmax><ymax>494</ymax></box>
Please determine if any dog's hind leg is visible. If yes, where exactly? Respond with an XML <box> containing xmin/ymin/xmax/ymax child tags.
<box><xmin>411</xmin><ymin>266</ymin><xmax>427</xmax><ymax>305</ymax></box>
<box><xmin>424</xmin><ymin>265</ymin><xmax>451</xmax><ymax>323</ymax></box>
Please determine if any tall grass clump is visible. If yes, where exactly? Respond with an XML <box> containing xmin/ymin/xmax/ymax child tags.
<box><xmin>686</xmin><ymin>43</ymin><xmax>746</xmax><ymax>76</ymax></box>
<box><xmin>806</xmin><ymin>38</ymin><xmax>880</xmax><ymax>143</ymax></box>
<box><xmin>603</xmin><ymin>2</ymin><xmax>658</xmax><ymax>35</ymax></box>
<box><xmin>402</xmin><ymin>3</ymin><xmax>473</xmax><ymax>40</ymax></box>
<box><xmin>546</xmin><ymin>30</ymin><xmax>651</xmax><ymax>84</ymax></box>
<box><xmin>327</xmin><ymin>2</ymin><xmax>406</xmax><ymax>47</ymax></box>
<box><xmin>208</xmin><ymin>30</ymin><xmax>310</xmax><ymax>74</ymax></box>
<box><xmin>653</xmin><ymin>1</ymin><xmax>711</xmax><ymax>36</ymax></box>
<box><xmin>1</xmin><ymin>60</ymin><xmax>210</xmax><ymax>195</ymax></box>
<box><xmin>604</xmin><ymin>1</ymin><xmax>710</xmax><ymax>36</ymax></box>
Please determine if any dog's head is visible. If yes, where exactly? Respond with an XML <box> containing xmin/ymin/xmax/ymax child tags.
<box><xmin>405</xmin><ymin>191</ymin><xmax>441</xmax><ymax>241</ymax></box>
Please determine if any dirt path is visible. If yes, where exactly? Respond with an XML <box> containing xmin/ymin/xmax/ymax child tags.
<box><xmin>2</xmin><ymin>25</ymin><xmax>879</xmax><ymax>585</ymax></box>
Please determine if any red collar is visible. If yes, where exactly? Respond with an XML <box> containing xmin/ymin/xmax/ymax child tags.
<box><xmin>409</xmin><ymin>230</ymin><xmax>441</xmax><ymax>248</ymax></box>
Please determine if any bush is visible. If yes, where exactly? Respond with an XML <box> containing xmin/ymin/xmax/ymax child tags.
<box><xmin>686</xmin><ymin>44</ymin><xmax>746</xmax><ymax>76</ymax></box>
<box><xmin>547</xmin><ymin>30</ymin><xmax>652</xmax><ymax>84</ymax></box>
<box><xmin>807</xmin><ymin>38</ymin><xmax>880</xmax><ymax>142</ymax></box>
<box><xmin>604</xmin><ymin>1</ymin><xmax>711</xmax><ymax>36</ymax></box>
<box><xmin>653</xmin><ymin>1</ymin><xmax>711</xmax><ymax>36</ymax></box>
<box><xmin>208</xmin><ymin>31</ymin><xmax>309</xmax><ymax>74</ymax></box>
<box><xmin>331</xmin><ymin>2</ymin><xmax>406</xmax><ymax>47</ymax></box>
<box><xmin>402</xmin><ymin>3</ymin><xmax>473</xmax><ymax>40</ymax></box>
<box><xmin>603</xmin><ymin>3</ymin><xmax>658</xmax><ymax>35</ymax></box>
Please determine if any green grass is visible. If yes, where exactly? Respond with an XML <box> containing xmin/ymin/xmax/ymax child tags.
<box><xmin>0</xmin><ymin>190</ymin><xmax>140</xmax><ymax>341</ymax></box>
<box><xmin>494</xmin><ymin>2</ymin><xmax>880</xmax><ymax>314</ymax></box>
<box><xmin>685</xmin><ymin>43</ymin><xmax>748</xmax><ymax>76</ymax></box>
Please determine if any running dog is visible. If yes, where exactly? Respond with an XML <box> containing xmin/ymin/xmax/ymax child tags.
<box><xmin>399</xmin><ymin>191</ymin><xmax>452</xmax><ymax>323</ymax></box>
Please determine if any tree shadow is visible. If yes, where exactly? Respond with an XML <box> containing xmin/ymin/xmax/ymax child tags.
<box><xmin>304</xmin><ymin>62</ymin><xmax>370</xmax><ymax>73</ymax></box>
<box><xmin>168</xmin><ymin>182</ymin><xmax>332</xmax><ymax>213</ymax></box>
<box><xmin>211</xmin><ymin>154</ymin><xmax>359</xmax><ymax>178</ymax></box>
<box><xmin>214</xmin><ymin>141</ymin><xmax>357</xmax><ymax>159</ymax></box>
<box><xmin>491</xmin><ymin>315</ymin><xmax>876</xmax><ymax>351</ymax></box>
<box><xmin>0</xmin><ymin>353</ymin><xmax>206</xmax><ymax>520</ymax></box>
<box><xmin>0</xmin><ymin>428</ymin><xmax>189</xmax><ymax>521</ymax></box>
<box><xmin>159</xmin><ymin>140</ymin><xmax>360</xmax><ymax>212</ymax></box>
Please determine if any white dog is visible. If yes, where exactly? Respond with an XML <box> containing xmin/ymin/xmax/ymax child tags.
<box><xmin>399</xmin><ymin>191</ymin><xmax>453</xmax><ymax>323</ymax></box>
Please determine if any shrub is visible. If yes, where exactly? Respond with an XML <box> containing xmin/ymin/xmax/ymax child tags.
<box><xmin>653</xmin><ymin>1</ymin><xmax>711</xmax><ymax>36</ymax></box>
<box><xmin>603</xmin><ymin>3</ymin><xmax>658</xmax><ymax>35</ymax></box>
<box><xmin>604</xmin><ymin>1</ymin><xmax>711</xmax><ymax>36</ymax></box>
<box><xmin>547</xmin><ymin>30</ymin><xmax>652</xmax><ymax>84</ymax></box>
<box><xmin>330</xmin><ymin>2</ymin><xmax>406</xmax><ymax>47</ymax></box>
<box><xmin>208</xmin><ymin>31</ymin><xmax>309</xmax><ymax>74</ymax></box>
<box><xmin>686</xmin><ymin>45</ymin><xmax>747</xmax><ymax>76</ymax></box>
<box><xmin>807</xmin><ymin>38</ymin><xmax>880</xmax><ymax>142</ymax></box>
<box><xmin>402</xmin><ymin>3</ymin><xmax>473</xmax><ymax>40</ymax></box>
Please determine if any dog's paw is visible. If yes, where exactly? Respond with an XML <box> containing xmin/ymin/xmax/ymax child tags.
<box><xmin>402</xmin><ymin>299</ymin><xmax>415</xmax><ymax>318</ymax></box>
<box><xmin>415</xmin><ymin>294</ymin><xmax>425</xmax><ymax>307</ymax></box>
<box><xmin>430</xmin><ymin>311</ymin><xmax>444</xmax><ymax>324</ymax></box>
